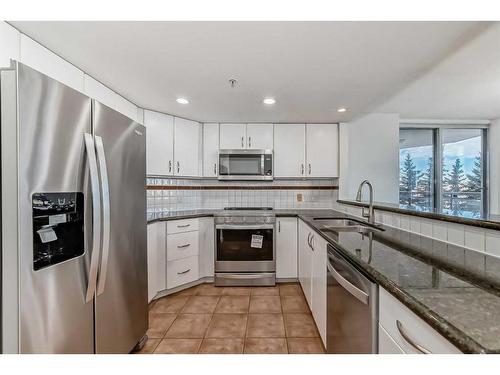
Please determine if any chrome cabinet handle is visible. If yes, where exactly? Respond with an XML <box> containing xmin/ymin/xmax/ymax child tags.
<box><xmin>95</xmin><ymin>136</ymin><xmax>111</xmax><ymax>296</ymax></box>
<box><xmin>307</xmin><ymin>232</ymin><xmax>311</xmax><ymax>247</ymax></box>
<box><xmin>301</xmin><ymin>163</ymin><xmax>304</xmax><ymax>175</ymax></box>
<box><xmin>396</xmin><ymin>320</ymin><xmax>432</xmax><ymax>354</ymax></box>
<box><xmin>308</xmin><ymin>163</ymin><xmax>311</xmax><ymax>175</ymax></box>
<box><xmin>168</xmin><ymin>160</ymin><xmax>172</xmax><ymax>173</ymax></box>
<box><xmin>278</xmin><ymin>221</ymin><xmax>281</xmax><ymax>232</ymax></box>
<box><xmin>83</xmin><ymin>133</ymin><xmax>102</xmax><ymax>303</ymax></box>
<box><xmin>177</xmin><ymin>269</ymin><xmax>191</xmax><ymax>275</ymax></box>
<box><xmin>327</xmin><ymin>262</ymin><xmax>369</xmax><ymax>305</ymax></box>
<box><xmin>241</xmin><ymin>136</ymin><xmax>244</xmax><ymax>148</ymax></box>
<box><xmin>310</xmin><ymin>234</ymin><xmax>315</xmax><ymax>251</ymax></box>
<box><xmin>177</xmin><ymin>243</ymin><xmax>191</xmax><ymax>248</ymax></box>
<box><xmin>248</xmin><ymin>136</ymin><xmax>252</xmax><ymax>148</ymax></box>
<box><xmin>214</xmin><ymin>163</ymin><xmax>217</xmax><ymax>175</ymax></box>
<box><xmin>177</xmin><ymin>224</ymin><xmax>190</xmax><ymax>228</ymax></box>
<box><xmin>176</xmin><ymin>161</ymin><xmax>180</xmax><ymax>173</ymax></box>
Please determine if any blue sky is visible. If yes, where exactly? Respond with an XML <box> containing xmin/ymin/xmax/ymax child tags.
<box><xmin>400</xmin><ymin>136</ymin><xmax>481</xmax><ymax>175</ymax></box>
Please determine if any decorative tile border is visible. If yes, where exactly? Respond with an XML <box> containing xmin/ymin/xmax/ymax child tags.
<box><xmin>146</xmin><ymin>185</ymin><xmax>339</xmax><ymax>190</ymax></box>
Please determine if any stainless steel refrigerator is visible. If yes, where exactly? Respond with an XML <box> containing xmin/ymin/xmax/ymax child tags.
<box><xmin>0</xmin><ymin>62</ymin><xmax>148</xmax><ymax>353</ymax></box>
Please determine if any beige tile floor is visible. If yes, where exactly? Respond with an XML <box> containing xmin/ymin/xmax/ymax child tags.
<box><xmin>135</xmin><ymin>282</ymin><xmax>326</xmax><ymax>354</ymax></box>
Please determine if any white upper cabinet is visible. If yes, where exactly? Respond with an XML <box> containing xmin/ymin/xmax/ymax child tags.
<box><xmin>246</xmin><ymin>124</ymin><xmax>273</xmax><ymax>149</ymax></box>
<box><xmin>274</xmin><ymin>124</ymin><xmax>306</xmax><ymax>177</ymax></box>
<box><xmin>220</xmin><ymin>123</ymin><xmax>246</xmax><ymax>149</ymax></box>
<box><xmin>19</xmin><ymin>34</ymin><xmax>85</xmax><ymax>93</ymax></box>
<box><xmin>306</xmin><ymin>124</ymin><xmax>339</xmax><ymax>177</ymax></box>
<box><xmin>0</xmin><ymin>22</ymin><xmax>20</xmax><ymax>68</ymax></box>
<box><xmin>144</xmin><ymin>110</ymin><xmax>174</xmax><ymax>176</ymax></box>
<box><xmin>203</xmin><ymin>123</ymin><xmax>220</xmax><ymax>178</ymax></box>
<box><xmin>174</xmin><ymin>117</ymin><xmax>200</xmax><ymax>177</ymax></box>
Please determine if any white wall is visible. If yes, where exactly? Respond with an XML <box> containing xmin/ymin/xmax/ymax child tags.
<box><xmin>0</xmin><ymin>21</ymin><xmax>142</xmax><ymax>123</ymax></box>
<box><xmin>339</xmin><ymin>113</ymin><xmax>400</xmax><ymax>203</ymax></box>
<box><xmin>489</xmin><ymin>118</ymin><xmax>500</xmax><ymax>214</ymax></box>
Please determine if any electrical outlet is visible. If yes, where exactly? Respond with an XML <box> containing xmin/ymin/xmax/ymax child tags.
<box><xmin>296</xmin><ymin>193</ymin><xmax>303</xmax><ymax>202</ymax></box>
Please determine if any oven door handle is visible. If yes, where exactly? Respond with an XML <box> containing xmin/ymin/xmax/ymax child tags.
<box><xmin>216</xmin><ymin>224</ymin><xmax>275</xmax><ymax>230</ymax></box>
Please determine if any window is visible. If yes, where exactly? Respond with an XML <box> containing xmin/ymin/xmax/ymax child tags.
<box><xmin>399</xmin><ymin>126</ymin><xmax>487</xmax><ymax>218</ymax></box>
<box><xmin>399</xmin><ymin>129</ymin><xmax>434</xmax><ymax>209</ymax></box>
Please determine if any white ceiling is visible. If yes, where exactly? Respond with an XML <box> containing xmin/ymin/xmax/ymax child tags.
<box><xmin>9</xmin><ymin>21</ymin><xmax>496</xmax><ymax>123</ymax></box>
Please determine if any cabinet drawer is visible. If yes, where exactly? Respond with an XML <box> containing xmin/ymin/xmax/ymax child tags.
<box><xmin>167</xmin><ymin>218</ymin><xmax>199</xmax><ymax>234</ymax></box>
<box><xmin>379</xmin><ymin>288</ymin><xmax>461</xmax><ymax>354</ymax></box>
<box><xmin>167</xmin><ymin>231</ymin><xmax>199</xmax><ymax>261</ymax></box>
<box><xmin>167</xmin><ymin>256</ymin><xmax>199</xmax><ymax>289</ymax></box>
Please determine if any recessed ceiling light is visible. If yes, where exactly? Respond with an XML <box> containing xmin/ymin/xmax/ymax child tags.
<box><xmin>337</xmin><ymin>107</ymin><xmax>347</xmax><ymax>113</ymax></box>
<box><xmin>176</xmin><ymin>98</ymin><xmax>189</xmax><ymax>104</ymax></box>
<box><xmin>263</xmin><ymin>98</ymin><xmax>276</xmax><ymax>105</ymax></box>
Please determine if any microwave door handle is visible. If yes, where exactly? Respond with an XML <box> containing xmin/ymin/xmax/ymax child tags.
<box><xmin>95</xmin><ymin>136</ymin><xmax>111</xmax><ymax>296</ymax></box>
<box><xmin>327</xmin><ymin>261</ymin><xmax>369</xmax><ymax>305</ymax></box>
<box><xmin>84</xmin><ymin>133</ymin><xmax>102</xmax><ymax>303</ymax></box>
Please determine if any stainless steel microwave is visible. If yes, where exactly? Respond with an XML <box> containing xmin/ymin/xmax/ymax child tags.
<box><xmin>218</xmin><ymin>149</ymin><xmax>273</xmax><ymax>181</ymax></box>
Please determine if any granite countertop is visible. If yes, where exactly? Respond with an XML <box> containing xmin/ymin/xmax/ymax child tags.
<box><xmin>300</xmin><ymin>211</ymin><xmax>500</xmax><ymax>353</ymax></box>
<box><xmin>148</xmin><ymin>207</ymin><xmax>500</xmax><ymax>353</ymax></box>
<box><xmin>337</xmin><ymin>199</ymin><xmax>500</xmax><ymax>231</ymax></box>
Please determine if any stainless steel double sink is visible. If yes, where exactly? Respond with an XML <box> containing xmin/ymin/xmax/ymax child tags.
<box><xmin>313</xmin><ymin>217</ymin><xmax>383</xmax><ymax>235</ymax></box>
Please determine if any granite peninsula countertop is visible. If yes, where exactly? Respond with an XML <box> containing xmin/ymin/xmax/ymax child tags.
<box><xmin>148</xmin><ymin>208</ymin><xmax>500</xmax><ymax>353</ymax></box>
<box><xmin>337</xmin><ymin>199</ymin><xmax>500</xmax><ymax>231</ymax></box>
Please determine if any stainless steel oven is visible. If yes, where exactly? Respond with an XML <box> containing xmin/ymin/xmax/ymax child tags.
<box><xmin>214</xmin><ymin>208</ymin><xmax>276</xmax><ymax>286</ymax></box>
<box><xmin>218</xmin><ymin>149</ymin><xmax>273</xmax><ymax>181</ymax></box>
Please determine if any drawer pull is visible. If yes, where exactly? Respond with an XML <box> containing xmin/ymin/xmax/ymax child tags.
<box><xmin>177</xmin><ymin>224</ymin><xmax>191</xmax><ymax>228</ymax></box>
<box><xmin>177</xmin><ymin>243</ymin><xmax>191</xmax><ymax>249</ymax></box>
<box><xmin>396</xmin><ymin>320</ymin><xmax>432</xmax><ymax>354</ymax></box>
<box><xmin>177</xmin><ymin>269</ymin><xmax>191</xmax><ymax>275</ymax></box>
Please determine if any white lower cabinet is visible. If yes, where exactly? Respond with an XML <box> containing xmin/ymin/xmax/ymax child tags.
<box><xmin>199</xmin><ymin>217</ymin><xmax>215</xmax><ymax>278</ymax></box>
<box><xmin>379</xmin><ymin>324</ymin><xmax>405</xmax><ymax>354</ymax></box>
<box><xmin>298</xmin><ymin>220</ymin><xmax>313</xmax><ymax>306</ymax></box>
<box><xmin>167</xmin><ymin>256</ymin><xmax>199</xmax><ymax>289</ymax></box>
<box><xmin>147</xmin><ymin>222</ymin><xmax>166</xmax><ymax>302</ymax></box>
<box><xmin>148</xmin><ymin>217</ymin><xmax>215</xmax><ymax>298</ymax></box>
<box><xmin>298</xmin><ymin>219</ymin><xmax>327</xmax><ymax>347</ymax></box>
<box><xmin>379</xmin><ymin>288</ymin><xmax>462</xmax><ymax>354</ymax></box>
<box><xmin>276</xmin><ymin>217</ymin><xmax>298</xmax><ymax>279</ymax></box>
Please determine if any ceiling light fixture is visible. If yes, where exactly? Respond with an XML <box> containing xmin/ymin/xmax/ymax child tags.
<box><xmin>176</xmin><ymin>98</ymin><xmax>189</xmax><ymax>104</ymax></box>
<box><xmin>337</xmin><ymin>107</ymin><xmax>347</xmax><ymax>113</ymax></box>
<box><xmin>263</xmin><ymin>98</ymin><xmax>276</xmax><ymax>105</ymax></box>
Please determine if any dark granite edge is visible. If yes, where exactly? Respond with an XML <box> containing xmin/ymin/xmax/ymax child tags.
<box><xmin>337</xmin><ymin>199</ymin><xmax>500</xmax><ymax>231</ymax></box>
<box><xmin>147</xmin><ymin>212</ymin><xmax>215</xmax><ymax>224</ymax></box>
<box><xmin>299</xmin><ymin>214</ymin><xmax>496</xmax><ymax>354</ymax></box>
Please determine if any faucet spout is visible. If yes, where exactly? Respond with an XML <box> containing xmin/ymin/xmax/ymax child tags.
<box><xmin>355</xmin><ymin>180</ymin><xmax>375</xmax><ymax>224</ymax></box>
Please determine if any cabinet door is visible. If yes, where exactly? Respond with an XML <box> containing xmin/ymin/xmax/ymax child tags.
<box><xmin>298</xmin><ymin>220</ymin><xmax>313</xmax><ymax>307</ymax></box>
<box><xmin>274</xmin><ymin>124</ymin><xmax>305</xmax><ymax>177</ymax></box>
<box><xmin>203</xmin><ymin>123</ymin><xmax>219</xmax><ymax>178</ymax></box>
<box><xmin>276</xmin><ymin>217</ymin><xmax>298</xmax><ymax>279</ymax></box>
<box><xmin>144</xmin><ymin>110</ymin><xmax>174</xmax><ymax>176</ymax></box>
<box><xmin>311</xmin><ymin>232</ymin><xmax>327</xmax><ymax>347</ymax></box>
<box><xmin>147</xmin><ymin>224</ymin><xmax>158</xmax><ymax>302</ymax></box>
<box><xmin>379</xmin><ymin>324</ymin><xmax>405</xmax><ymax>354</ymax></box>
<box><xmin>246</xmin><ymin>123</ymin><xmax>273</xmax><ymax>149</ymax></box>
<box><xmin>174</xmin><ymin>117</ymin><xmax>200</xmax><ymax>176</ymax></box>
<box><xmin>219</xmin><ymin>123</ymin><xmax>246</xmax><ymax>149</ymax></box>
<box><xmin>156</xmin><ymin>223</ymin><xmax>167</xmax><ymax>292</ymax></box>
<box><xmin>199</xmin><ymin>217</ymin><xmax>215</xmax><ymax>278</ymax></box>
<box><xmin>306</xmin><ymin>124</ymin><xmax>339</xmax><ymax>177</ymax></box>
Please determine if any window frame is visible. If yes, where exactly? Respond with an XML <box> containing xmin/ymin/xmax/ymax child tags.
<box><xmin>399</xmin><ymin>123</ymin><xmax>489</xmax><ymax>216</ymax></box>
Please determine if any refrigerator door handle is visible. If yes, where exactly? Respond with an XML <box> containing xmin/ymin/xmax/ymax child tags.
<box><xmin>95</xmin><ymin>136</ymin><xmax>111</xmax><ymax>296</ymax></box>
<box><xmin>84</xmin><ymin>133</ymin><xmax>102</xmax><ymax>303</ymax></box>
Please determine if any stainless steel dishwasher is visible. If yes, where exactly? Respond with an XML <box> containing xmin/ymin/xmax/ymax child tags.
<box><xmin>327</xmin><ymin>244</ymin><xmax>378</xmax><ymax>353</ymax></box>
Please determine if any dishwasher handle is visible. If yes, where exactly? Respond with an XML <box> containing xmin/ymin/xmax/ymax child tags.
<box><xmin>327</xmin><ymin>261</ymin><xmax>369</xmax><ymax>305</ymax></box>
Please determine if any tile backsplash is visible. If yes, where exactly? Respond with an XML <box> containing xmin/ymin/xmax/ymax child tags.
<box><xmin>147</xmin><ymin>178</ymin><xmax>338</xmax><ymax>214</ymax></box>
